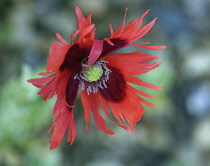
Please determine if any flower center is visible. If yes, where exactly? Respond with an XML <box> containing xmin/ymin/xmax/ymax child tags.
<box><xmin>74</xmin><ymin>59</ymin><xmax>111</xmax><ymax>94</ymax></box>
<box><xmin>83</xmin><ymin>65</ymin><xmax>103</xmax><ymax>82</ymax></box>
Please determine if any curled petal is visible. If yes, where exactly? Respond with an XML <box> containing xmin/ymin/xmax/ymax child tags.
<box><xmin>87</xmin><ymin>39</ymin><xmax>103</xmax><ymax>66</ymax></box>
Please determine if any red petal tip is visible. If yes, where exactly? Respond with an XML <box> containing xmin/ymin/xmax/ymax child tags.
<box><xmin>49</xmin><ymin>142</ymin><xmax>58</xmax><ymax>150</ymax></box>
<box><xmin>75</xmin><ymin>6</ymin><xmax>81</xmax><ymax>12</ymax></box>
<box><xmin>85</xmin><ymin>126</ymin><xmax>90</xmax><ymax>132</ymax></box>
<box><xmin>161</xmin><ymin>46</ymin><xmax>167</xmax><ymax>49</ymax></box>
<box><xmin>55</xmin><ymin>33</ymin><xmax>69</xmax><ymax>46</ymax></box>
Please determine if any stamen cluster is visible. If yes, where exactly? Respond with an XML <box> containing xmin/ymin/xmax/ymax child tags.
<box><xmin>74</xmin><ymin>59</ymin><xmax>111</xmax><ymax>94</ymax></box>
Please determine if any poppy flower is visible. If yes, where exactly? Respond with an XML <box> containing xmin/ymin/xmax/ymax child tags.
<box><xmin>28</xmin><ymin>7</ymin><xmax>166</xmax><ymax>150</ymax></box>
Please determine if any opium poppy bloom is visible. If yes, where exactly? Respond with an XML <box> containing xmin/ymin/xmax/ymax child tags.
<box><xmin>28</xmin><ymin>7</ymin><xmax>166</xmax><ymax>150</ymax></box>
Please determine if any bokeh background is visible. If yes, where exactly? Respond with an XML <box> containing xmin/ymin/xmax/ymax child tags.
<box><xmin>1</xmin><ymin>0</ymin><xmax>210</xmax><ymax>166</ymax></box>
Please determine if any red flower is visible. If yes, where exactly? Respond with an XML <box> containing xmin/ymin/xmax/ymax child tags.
<box><xmin>28</xmin><ymin>7</ymin><xmax>166</xmax><ymax>150</ymax></box>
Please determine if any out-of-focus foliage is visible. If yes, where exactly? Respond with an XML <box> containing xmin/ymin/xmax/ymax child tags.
<box><xmin>1</xmin><ymin>0</ymin><xmax>210</xmax><ymax>166</ymax></box>
<box><xmin>0</xmin><ymin>66</ymin><xmax>62</xmax><ymax>166</ymax></box>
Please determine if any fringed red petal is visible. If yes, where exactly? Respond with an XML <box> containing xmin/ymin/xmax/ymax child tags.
<box><xmin>99</xmin><ymin>85</ymin><xmax>145</xmax><ymax>131</ymax></box>
<box><xmin>109</xmin><ymin>9</ymin><xmax>154</xmax><ymax>43</ymax></box>
<box><xmin>99</xmin><ymin>98</ymin><xmax>132</xmax><ymax>131</ymax></box>
<box><xmin>103</xmin><ymin>52</ymin><xmax>160</xmax><ymax>76</ymax></box>
<box><xmin>76</xmin><ymin>6</ymin><xmax>92</xmax><ymax>30</ymax></box>
<box><xmin>80</xmin><ymin>90</ymin><xmax>91</xmax><ymax>132</ymax></box>
<box><xmin>75</xmin><ymin>6</ymin><xmax>95</xmax><ymax>43</ymax></box>
<box><xmin>118</xmin><ymin>9</ymin><xmax>150</xmax><ymax>40</ymax></box>
<box><xmin>103</xmin><ymin>9</ymin><xmax>166</xmax><ymax>55</ymax></box>
<box><xmin>91</xmin><ymin>96</ymin><xmax>115</xmax><ymax>135</ymax></box>
<box><xmin>128</xmin><ymin>84</ymin><xmax>156</xmax><ymax>98</ymax></box>
<box><xmin>47</xmin><ymin>42</ymin><xmax>70</xmax><ymax>72</ymax></box>
<box><xmin>67</xmin><ymin>109</ymin><xmax>76</xmax><ymax>145</ymax></box>
<box><xmin>126</xmin><ymin>76</ymin><xmax>162</xmax><ymax>90</ymax></box>
<box><xmin>37</xmin><ymin>77</ymin><xmax>58</xmax><ymax>101</ymax></box>
<box><xmin>77</xmin><ymin>24</ymin><xmax>95</xmax><ymax>43</ymax></box>
<box><xmin>27</xmin><ymin>75</ymin><xmax>56</xmax><ymax>85</ymax></box>
<box><xmin>49</xmin><ymin>107</ymin><xmax>76</xmax><ymax>150</ymax></box>
<box><xmin>53</xmin><ymin>96</ymin><xmax>65</xmax><ymax>117</ymax></box>
<box><xmin>53</xmin><ymin>70</ymin><xmax>71</xmax><ymax>115</ymax></box>
<box><xmin>130</xmin><ymin>18</ymin><xmax>157</xmax><ymax>42</ymax></box>
<box><xmin>113</xmin><ymin>8</ymin><xmax>128</xmax><ymax>38</ymax></box>
<box><xmin>81</xmin><ymin>90</ymin><xmax>114</xmax><ymax>135</ymax></box>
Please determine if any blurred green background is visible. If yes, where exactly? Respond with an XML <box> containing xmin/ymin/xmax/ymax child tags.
<box><xmin>1</xmin><ymin>0</ymin><xmax>210</xmax><ymax>166</ymax></box>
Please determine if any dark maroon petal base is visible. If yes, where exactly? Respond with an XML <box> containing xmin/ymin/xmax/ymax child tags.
<box><xmin>99</xmin><ymin>65</ymin><xmax>127</xmax><ymax>103</ymax></box>
<box><xmin>100</xmin><ymin>38</ymin><xmax>128</xmax><ymax>57</ymax></box>
<box><xmin>60</xmin><ymin>44</ymin><xmax>89</xmax><ymax>71</ymax></box>
<box><xmin>66</xmin><ymin>72</ymin><xmax>80</xmax><ymax>107</ymax></box>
